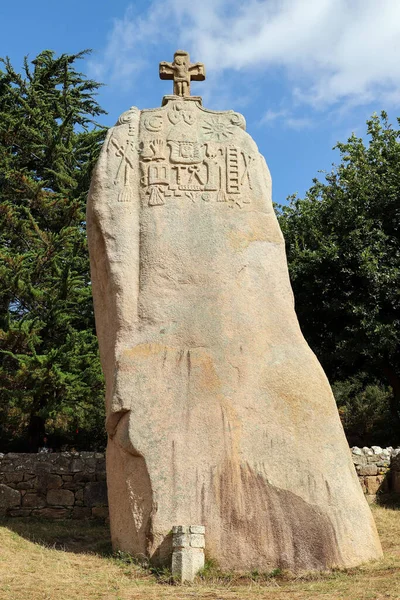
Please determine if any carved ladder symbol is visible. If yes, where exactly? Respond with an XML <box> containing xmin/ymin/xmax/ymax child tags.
<box><xmin>226</xmin><ymin>147</ymin><xmax>240</xmax><ymax>194</ymax></box>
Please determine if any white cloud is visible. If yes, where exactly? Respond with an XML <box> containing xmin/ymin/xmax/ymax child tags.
<box><xmin>261</xmin><ymin>109</ymin><xmax>312</xmax><ymax>130</ymax></box>
<box><xmin>92</xmin><ymin>0</ymin><xmax>400</xmax><ymax>108</ymax></box>
<box><xmin>262</xmin><ymin>109</ymin><xmax>287</xmax><ymax>123</ymax></box>
<box><xmin>285</xmin><ymin>116</ymin><xmax>313</xmax><ymax>131</ymax></box>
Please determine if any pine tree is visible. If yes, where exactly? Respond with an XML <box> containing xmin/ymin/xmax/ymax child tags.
<box><xmin>0</xmin><ymin>50</ymin><xmax>107</xmax><ymax>451</ymax></box>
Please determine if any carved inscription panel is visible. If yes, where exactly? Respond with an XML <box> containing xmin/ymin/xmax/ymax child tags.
<box><xmin>139</xmin><ymin>102</ymin><xmax>255</xmax><ymax>208</ymax></box>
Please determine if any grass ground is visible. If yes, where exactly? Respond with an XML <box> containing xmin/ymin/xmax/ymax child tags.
<box><xmin>0</xmin><ymin>504</ymin><xmax>399</xmax><ymax>600</ymax></box>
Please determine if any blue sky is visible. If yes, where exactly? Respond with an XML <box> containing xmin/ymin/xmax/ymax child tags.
<box><xmin>1</xmin><ymin>0</ymin><xmax>400</xmax><ymax>205</ymax></box>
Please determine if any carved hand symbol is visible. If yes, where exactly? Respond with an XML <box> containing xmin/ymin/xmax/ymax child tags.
<box><xmin>150</xmin><ymin>139</ymin><xmax>165</xmax><ymax>160</ymax></box>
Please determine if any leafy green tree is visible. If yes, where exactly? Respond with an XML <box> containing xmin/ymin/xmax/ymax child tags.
<box><xmin>332</xmin><ymin>374</ymin><xmax>393</xmax><ymax>447</ymax></box>
<box><xmin>278</xmin><ymin>112</ymin><xmax>400</xmax><ymax>442</ymax></box>
<box><xmin>0</xmin><ymin>50</ymin><xmax>107</xmax><ymax>451</ymax></box>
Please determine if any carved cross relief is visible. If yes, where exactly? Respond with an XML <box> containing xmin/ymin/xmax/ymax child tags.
<box><xmin>159</xmin><ymin>50</ymin><xmax>205</xmax><ymax>98</ymax></box>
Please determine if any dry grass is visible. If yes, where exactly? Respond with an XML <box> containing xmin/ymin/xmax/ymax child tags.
<box><xmin>0</xmin><ymin>504</ymin><xmax>399</xmax><ymax>600</ymax></box>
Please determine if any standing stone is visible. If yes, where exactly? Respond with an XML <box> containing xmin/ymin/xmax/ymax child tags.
<box><xmin>87</xmin><ymin>51</ymin><xmax>382</xmax><ymax>572</ymax></box>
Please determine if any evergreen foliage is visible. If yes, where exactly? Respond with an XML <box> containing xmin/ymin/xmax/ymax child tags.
<box><xmin>278</xmin><ymin>112</ymin><xmax>400</xmax><ymax>445</ymax></box>
<box><xmin>0</xmin><ymin>50</ymin><xmax>107</xmax><ymax>451</ymax></box>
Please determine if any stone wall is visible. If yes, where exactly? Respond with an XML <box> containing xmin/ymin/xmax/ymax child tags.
<box><xmin>0</xmin><ymin>452</ymin><xmax>108</xmax><ymax>520</ymax></box>
<box><xmin>351</xmin><ymin>446</ymin><xmax>400</xmax><ymax>499</ymax></box>
<box><xmin>0</xmin><ymin>448</ymin><xmax>399</xmax><ymax>520</ymax></box>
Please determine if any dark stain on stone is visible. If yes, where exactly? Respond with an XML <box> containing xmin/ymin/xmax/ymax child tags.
<box><xmin>212</xmin><ymin>460</ymin><xmax>342</xmax><ymax>572</ymax></box>
<box><xmin>171</xmin><ymin>440</ymin><xmax>177</xmax><ymax>520</ymax></box>
<box><xmin>325</xmin><ymin>479</ymin><xmax>332</xmax><ymax>502</ymax></box>
<box><xmin>201</xmin><ymin>482</ymin><xmax>206</xmax><ymax>525</ymax></box>
<box><xmin>186</xmin><ymin>349</ymin><xmax>191</xmax><ymax>376</ymax></box>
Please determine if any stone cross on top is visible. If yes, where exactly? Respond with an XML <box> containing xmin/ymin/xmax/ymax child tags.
<box><xmin>159</xmin><ymin>50</ymin><xmax>205</xmax><ymax>98</ymax></box>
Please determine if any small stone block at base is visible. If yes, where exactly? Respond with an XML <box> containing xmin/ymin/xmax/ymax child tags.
<box><xmin>172</xmin><ymin>525</ymin><xmax>189</xmax><ymax>535</ymax></box>
<box><xmin>189</xmin><ymin>525</ymin><xmax>205</xmax><ymax>534</ymax></box>
<box><xmin>173</xmin><ymin>533</ymin><xmax>190</xmax><ymax>548</ymax></box>
<box><xmin>190</xmin><ymin>534</ymin><xmax>205</xmax><ymax>548</ymax></box>
<box><xmin>172</xmin><ymin>524</ymin><xmax>205</xmax><ymax>583</ymax></box>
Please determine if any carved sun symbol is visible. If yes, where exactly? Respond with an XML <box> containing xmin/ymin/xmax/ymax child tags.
<box><xmin>202</xmin><ymin>117</ymin><xmax>234</xmax><ymax>141</ymax></box>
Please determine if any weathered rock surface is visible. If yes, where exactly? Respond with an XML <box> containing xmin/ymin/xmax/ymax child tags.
<box><xmin>47</xmin><ymin>489</ymin><xmax>75</xmax><ymax>506</ymax></box>
<box><xmin>87</xmin><ymin>94</ymin><xmax>382</xmax><ymax>571</ymax></box>
<box><xmin>83</xmin><ymin>481</ymin><xmax>108</xmax><ymax>507</ymax></box>
<box><xmin>0</xmin><ymin>483</ymin><xmax>20</xmax><ymax>508</ymax></box>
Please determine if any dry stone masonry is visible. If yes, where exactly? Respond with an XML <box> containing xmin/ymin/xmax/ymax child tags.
<box><xmin>351</xmin><ymin>446</ymin><xmax>400</xmax><ymax>498</ymax></box>
<box><xmin>87</xmin><ymin>50</ymin><xmax>383</xmax><ymax>572</ymax></box>
<box><xmin>0</xmin><ymin>452</ymin><xmax>107</xmax><ymax>520</ymax></box>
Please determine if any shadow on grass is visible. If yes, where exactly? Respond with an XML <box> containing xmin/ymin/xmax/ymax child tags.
<box><xmin>0</xmin><ymin>517</ymin><xmax>112</xmax><ymax>555</ymax></box>
<box><xmin>0</xmin><ymin>519</ymin><xmax>169</xmax><ymax>584</ymax></box>
<box><xmin>376</xmin><ymin>493</ymin><xmax>400</xmax><ymax>509</ymax></box>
